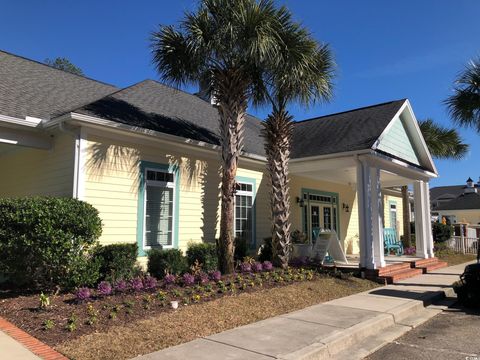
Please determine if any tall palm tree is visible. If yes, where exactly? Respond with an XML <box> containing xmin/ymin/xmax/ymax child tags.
<box><xmin>262</xmin><ymin>24</ymin><xmax>334</xmax><ymax>268</ymax></box>
<box><xmin>151</xmin><ymin>0</ymin><xmax>295</xmax><ymax>273</ymax></box>
<box><xmin>445</xmin><ymin>58</ymin><xmax>480</xmax><ymax>132</ymax></box>
<box><xmin>401</xmin><ymin>119</ymin><xmax>469</xmax><ymax>247</ymax></box>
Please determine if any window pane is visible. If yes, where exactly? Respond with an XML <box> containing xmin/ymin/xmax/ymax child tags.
<box><xmin>145</xmin><ymin>185</ymin><xmax>173</xmax><ymax>247</ymax></box>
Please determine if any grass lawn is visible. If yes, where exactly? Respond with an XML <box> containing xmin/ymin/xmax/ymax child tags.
<box><xmin>436</xmin><ymin>251</ymin><xmax>477</xmax><ymax>266</ymax></box>
<box><xmin>56</xmin><ymin>275</ymin><xmax>378</xmax><ymax>360</ymax></box>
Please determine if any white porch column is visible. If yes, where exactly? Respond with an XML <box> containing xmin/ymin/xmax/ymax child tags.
<box><xmin>356</xmin><ymin>160</ymin><xmax>385</xmax><ymax>269</ymax></box>
<box><xmin>413</xmin><ymin>180</ymin><xmax>433</xmax><ymax>258</ymax></box>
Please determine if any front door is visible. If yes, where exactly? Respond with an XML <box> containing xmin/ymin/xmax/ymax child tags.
<box><xmin>307</xmin><ymin>202</ymin><xmax>334</xmax><ymax>241</ymax></box>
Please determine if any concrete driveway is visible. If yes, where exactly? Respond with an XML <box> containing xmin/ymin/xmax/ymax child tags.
<box><xmin>367</xmin><ymin>304</ymin><xmax>480</xmax><ymax>360</ymax></box>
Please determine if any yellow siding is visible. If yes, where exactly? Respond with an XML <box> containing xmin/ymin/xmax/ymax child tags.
<box><xmin>289</xmin><ymin>175</ymin><xmax>360</xmax><ymax>254</ymax></box>
<box><xmin>83</xmin><ymin>132</ymin><xmax>268</xmax><ymax>255</ymax></box>
<box><xmin>383</xmin><ymin>194</ymin><xmax>404</xmax><ymax>237</ymax></box>
<box><xmin>0</xmin><ymin>133</ymin><xmax>75</xmax><ymax>197</ymax></box>
<box><xmin>436</xmin><ymin>210</ymin><xmax>480</xmax><ymax>226</ymax></box>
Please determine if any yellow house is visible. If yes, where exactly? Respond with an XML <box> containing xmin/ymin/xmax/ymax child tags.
<box><xmin>0</xmin><ymin>50</ymin><xmax>437</xmax><ymax>270</ymax></box>
<box><xmin>432</xmin><ymin>178</ymin><xmax>480</xmax><ymax>227</ymax></box>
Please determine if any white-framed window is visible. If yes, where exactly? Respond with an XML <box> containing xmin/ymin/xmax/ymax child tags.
<box><xmin>389</xmin><ymin>202</ymin><xmax>397</xmax><ymax>229</ymax></box>
<box><xmin>143</xmin><ymin>168</ymin><xmax>176</xmax><ymax>249</ymax></box>
<box><xmin>234</xmin><ymin>181</ymin><xmax>254</xmax><ymax>246</ymax></box>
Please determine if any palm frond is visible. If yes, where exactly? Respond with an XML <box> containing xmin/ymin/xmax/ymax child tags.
<box><xmin>419</xmin><ymin>118</ymin><xmax>469</xmax><ymax>160</ymax></box>
<box><xmin>445</xmin><ymin>58</ymin><xmax>480</xmax><ymax>131</ymax></box>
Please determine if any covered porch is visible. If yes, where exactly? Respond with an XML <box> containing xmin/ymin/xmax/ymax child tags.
<box><xmin>289</xmin><ymin>150</ymin><xmax>437</xmax><ymax>270</ymax></box>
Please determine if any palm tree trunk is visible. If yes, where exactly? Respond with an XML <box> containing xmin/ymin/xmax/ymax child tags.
<box><xmin>263</xmin><ymin>107</ymin><xmax>293</xmax><ymax>268</ymax></box>
<box><xmin>401</xmin><ymin>185</ymin><xmax>412</xmax><ymax>248</ymax></box>
<box><xmin>215</xmin><ymin>68</ymin><xmax>249</xmax><ymax>274</ymax></box>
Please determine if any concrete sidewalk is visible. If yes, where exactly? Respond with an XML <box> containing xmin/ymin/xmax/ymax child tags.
<box><xmin>0</xmin><ymin>330</ymin><xmax>40</xmax><ymax>360</ymax></box>
<box><xmin>136</xmin><ymin>261</ymin><xmax>471</xmax><ymax>360</ymax></box>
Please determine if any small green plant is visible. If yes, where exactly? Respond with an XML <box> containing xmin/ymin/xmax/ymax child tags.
<box><xmin>156</xmin><ymin>291</ymin><xmax>167</xmax><ymax>301</ymax></box>
<box><xmin>217</xmin><ymin>280</ymin><xmax>227</xmax><ymax>293</ymax></box>
<box><xmin>39</xmin><ymin>292</ymin><xmax>50</xmax><ymax>309</ymax></box>
<box><xmin>143</xmin><ymin>294</ymin><xmax>154</xmax><ymax>309</ymax></box>
<box><xmin>172</xmin><ymin>289</ymin><xmax>182</xmax><ymax>298</ymax></box>
<box><xmin>182</xmin><ymin>296</ymin><xmax>190</xmax><ymax>305</ymax></box>
<box><xmin>66</xmin><ymin>313</ymin><xmax>77</xmax><ymax>332</ymax></box>
<box><xmin>43</xmin><ymin>319</ymin><xmax>55</xmax><ymax>330</ymax></box>
<box><xmin>109</xmin><ymin>311</ymin><xmax>117</xmax><ymax>319</ymax></box>
<box><xmin>124</xmin><ymin>300</ymin><xmax>135</xmax><ymax>308</ymax></box>
<box><xmin>85</xmin><ymin>303</ymin><xmax>99</xmax><ymax>325</ymax></box>
<box><xmin>192</xmin><ymin>294</ymin><xmax>201</xmax><ymax>303</ymax></box>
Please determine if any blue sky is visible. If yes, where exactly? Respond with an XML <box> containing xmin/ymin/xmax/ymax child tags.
<box><xmin>1</xmin><ymin>1</ymin><xmax>479</xmax><ymax>187</ymax></box>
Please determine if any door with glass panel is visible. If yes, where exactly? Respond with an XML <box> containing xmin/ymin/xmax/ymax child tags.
<box><xmin>144</xmin><ymin>169</ymin><xmax>175</xmax><ymax>249</ymax></box>
<box><xmin>303</xmin><ymin>192</ymin><xmax>338</xmax><ymax>242</ymax></box>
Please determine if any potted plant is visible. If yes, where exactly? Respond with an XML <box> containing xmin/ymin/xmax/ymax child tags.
<box><xmin>291</xmin><ymin>230</ymin><xmax>311</xmax><ymax>258</ymax></box>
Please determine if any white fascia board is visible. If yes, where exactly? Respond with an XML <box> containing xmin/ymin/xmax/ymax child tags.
<box><xmin>290</xmin><ymin>149</ymin><xmax>373</xmax><ymax>164</ymax></box>
<box><xmin>52</xmin><ymin>112</ymin><xmax>268</xmax><ymax>166</ymax></box>
<box><xmin>362</xmin><ymin>152</ymin><xmax>437</xmax><ymax>181</ymax></box>
<box><xmin>372</xmin><ymin>100</ymin><xmax>438</xmax><ymax>175</ymax></box>
<box><xmin>0</xmin><ymin>113</ymin><xmax>45</xmax><ymax>129</ymax></box>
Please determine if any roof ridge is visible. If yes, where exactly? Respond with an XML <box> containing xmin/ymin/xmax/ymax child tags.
<box><xmin>0</xmin><ymin>49</ymin><xmax>118</xmax><ymax>89</ymax></box>
<box><xmin>293</xmin><ymin>99</ymin><xmax>407</xmax><ymax>125</ymax></box>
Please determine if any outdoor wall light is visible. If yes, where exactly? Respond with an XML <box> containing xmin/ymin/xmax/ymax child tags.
<box><xmin>342</xmin><ymin>203</ymin><xmax>349</xmax><ymax>213</ymax></box>
<box><xmin>296</xmin><ymin>197</ymin><xmax>305</xmax><ymax>207</ymax></box>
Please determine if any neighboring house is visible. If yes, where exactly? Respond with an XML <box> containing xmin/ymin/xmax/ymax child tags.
<box><xmin>432</xmin><ymin>178</ymin><xmax>480</xmax><ymax>226</ymax></box>
<box><xmin>0</xmin><ymin>50</ymin><xmax>437</xmax><ymax>270</ymax></box>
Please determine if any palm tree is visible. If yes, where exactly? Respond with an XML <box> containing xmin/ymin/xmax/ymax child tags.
<box><xmin>445</xmin><ymin>58</ymin><xmax>480</xmax><ymax>132</ymax></box>
<box><xmin>401</xmin><ymin>119</ymin><xmax>469</xmax><ymax>247</ymax></box>
<box><xmin>262</xmin><ymin>24</ymin><xmax>334</xmax><ymax>268</ymax></box>
<box><xmin>151</xmin><ymin>0</ymin><xmax>295</xmax><ymax>273</ymax></box>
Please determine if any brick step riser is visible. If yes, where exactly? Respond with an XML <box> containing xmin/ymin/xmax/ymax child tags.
<box><xmin>411</xmin><ymin>258</ymin><xmax>441</xmax><ymax>267</ymax></box>
<box><xmin>380</xmin><ymin>269</ymin><xmax>424</xmax><ymax>283</ymax></box>
<box><xmin>416</xmin><ymin>262</ymin><xmax>449</xmax><ymax>273</ymax></box>
<box><xmin>377</xmin><ymin>264</ymin><xmax>413</xmax><ymax>276</ymax></box>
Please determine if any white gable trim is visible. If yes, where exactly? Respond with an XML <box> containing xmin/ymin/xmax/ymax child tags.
<box><xmin>372</xmin><ymin>100</ymin><xmax>437</xmax><ymax>175</ymax></box>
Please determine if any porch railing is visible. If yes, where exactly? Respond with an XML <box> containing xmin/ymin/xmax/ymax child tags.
<box><xmin>447</xmin><ymin>236</ymin><xmax>479</xmax><ymax>254</ymax></box>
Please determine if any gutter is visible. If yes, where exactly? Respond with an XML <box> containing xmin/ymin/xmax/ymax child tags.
<box><xmin>50</xmin><ymin>112</ymin><xmax>268</xmax><ymax>164</ymax></box>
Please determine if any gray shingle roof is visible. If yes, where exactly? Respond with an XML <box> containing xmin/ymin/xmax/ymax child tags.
<box><xmin>0</xmin><ymin>50</ymin><xmax>118</xmax><ymax>119</ymax></box>
<box><xmin>0</xmin><ymin>49</ymin><xmax>408</xmax><ymax>160</ymax></box>
<box><xmin>435</xmin><ymin>192</ymin><xmax>480</xmax><ymax>211</ymax></box>
<box><xmin>291</xmin><ymin>99</ymin><xmax>406</xmax><ymax>158</ymax></box>
<box><xmin>72</xmin><ymin>79</ymin><xmax>266</xmax><ymax>156</ymax></box>
<box><xmin>430</xmin><ymin>185</ymin><xmax>473</xmax><ymax>201</ymax></box>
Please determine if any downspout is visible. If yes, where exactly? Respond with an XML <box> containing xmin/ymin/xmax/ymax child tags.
<box><xmin>58</xmin><ymin>121</ymin><xmax>81</xmax><ymax>199</ymax></box>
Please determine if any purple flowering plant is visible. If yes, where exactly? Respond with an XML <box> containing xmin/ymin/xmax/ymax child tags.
<box><xmin>97</xmin><ymin>281</ymin><xmax>112</xmax><ymax>296</ymax></box>
<box><xmin>262</xmin><ymin>261</ymin><xmax>273</xmax><ymax>271</ymax></box>
<box><xmin>75</xmin><ymin>287</ymin><xmax>91</xmax><ymax>302</ymax></box>
<box><xmin>130</xmin><ymin>277</ymin><xmax>144</xmax><ymax>292</ymax></box>
<box><xmin>114</xmin><ymin>280</ymin><xmax>128</xmax><ymax>293</ymax></box>
<box><xmin>163</xmin><ymin>274</ymin><xmax>176</xmax><ymax>286</ymax></box>
<box><xmin>239</xmin><ymin>262</ymin><xmax>252</xmax><ymax>273</ymax></box>
<box><xmin>209</xmin><ymin>270</ymin><xmax>222</xmax><ymax>282</ymax></box>
<box><xmin>182</xmin><ymin>273</ymin><xmax>195</xmax><ymax>286</ymax></box>
<box><xmin>252</xmin><ymin>262</ymin><xmax>263</xmax><ymax>272</ymax></box>
<box><xmin>143</xmin><ymin>276</ymin><xmax>158</xmax><ymax>290</ymax></box>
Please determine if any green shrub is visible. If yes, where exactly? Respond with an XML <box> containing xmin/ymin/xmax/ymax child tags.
<box><xmin>258</xmin><ymin>237</ymin><xmax>273</xmax><ymax>262</ymax></box>
<box><xmin>0</xmin><ymin>197</ymin><xmax>102</xmax><ymax>290</ymax></box>
<box><xmin>186</xmin><ymin>242</ymin><xmax>217</xmax><ymax>272</ymax></box>
<box><xmin>432</xmin><ymin>222</ymin><xmax>453</xmax><ymax>243</ymax></box>
<box><xmin>95</xmin><ymin>243</ymin><xmax>139</xmax><ymax>282</ymax></box>
<box><xmin>147</xmin><ymin>248</ymin><xmax>187</xmax><ymax>279</ymax></box>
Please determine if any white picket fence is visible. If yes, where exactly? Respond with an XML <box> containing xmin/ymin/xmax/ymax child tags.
<box><xmin>447</xmin><ymin>236</ymin><xmax>479</xmax><ymax>254</ymax></box>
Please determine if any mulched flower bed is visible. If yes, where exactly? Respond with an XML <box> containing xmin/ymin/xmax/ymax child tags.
<box><xmin>0</xmin><ymin>263</ymin><xmax>324</xmax><ymax>347</ymax></box>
